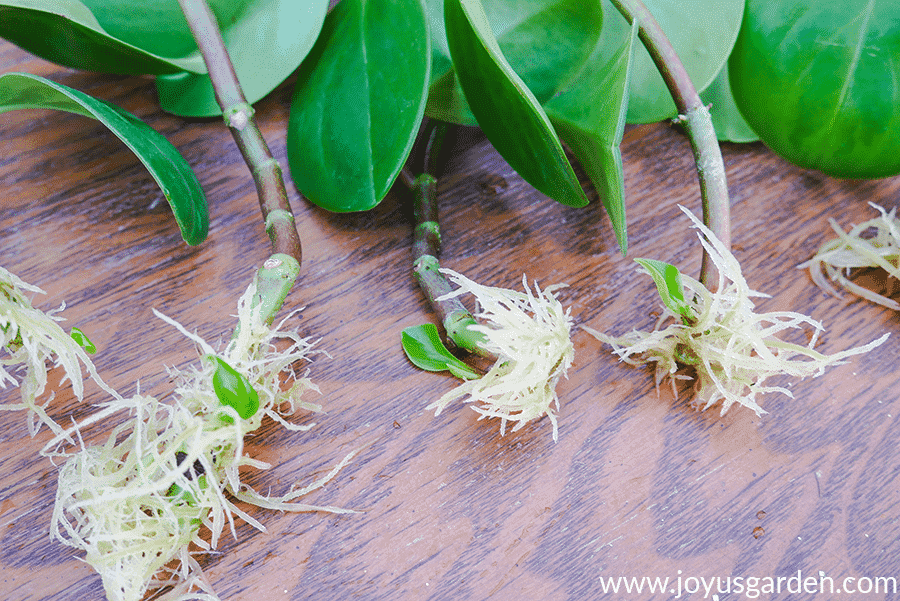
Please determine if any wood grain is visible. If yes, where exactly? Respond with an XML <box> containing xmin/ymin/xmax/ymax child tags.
<box><xmin>1</xmin><ymin>37</ymin><xmax>900</xmax><ymax>601</ymax></box>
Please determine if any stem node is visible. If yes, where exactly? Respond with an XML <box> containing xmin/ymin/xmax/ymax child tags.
<box><xmin>224</xmin><ymin>102</ymin><xmax>254</xmax><ymax>130</ymax></box>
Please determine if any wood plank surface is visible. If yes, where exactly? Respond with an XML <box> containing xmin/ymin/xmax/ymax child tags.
<box><xmin>1</xmin><ymin>36</ymin><xmax>900</xmax><ymax>601</ymax></box>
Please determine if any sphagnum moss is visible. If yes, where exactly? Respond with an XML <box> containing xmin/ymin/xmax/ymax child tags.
<box><xmin>588</xmin><ymin>206</ymin><xmax>888</xmax><ymax>415</ymax></box>
<box><xmin>1</xmin><ymin>266</ymin><xmax>120</xmax><ymax>436</ymax></box>
<box><xmin>428</xmin><ymin>269</ymin><xmax>575</xmax><ymax>441</ymax></box>
<box><xmin>44</xmin><ymin>279</ymin><xmax>356</xmax><ymax>601</ymax></box>
<box><xmin>801</xmin><ymin>202</ymin><xmax>900</xmax><ymax>310</ymax></box>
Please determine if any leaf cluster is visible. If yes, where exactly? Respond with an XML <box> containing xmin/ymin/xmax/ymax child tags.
<box><xmin>2</xmin><ymin>0</ymin><xmax>896</xmax><ymax>255</ymax></box>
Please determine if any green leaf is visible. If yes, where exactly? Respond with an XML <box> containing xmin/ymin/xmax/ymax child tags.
<box><xmin>80</xmin><ymin>0</ymin><xmax>243</xmax><ymax>61</ymax></box>
<box><xmin>545</xmin><ymin>20</ymin><xmax>638</xmax><ymax>254</ymax></box>
<box><xmin>69</xmin><ymin>327</ymin><xmax>96</xmax><ymax>354</ymax></box>
<box><xmin>0</xmin><ymin>0</ymin><xmax>327</xmax><ymax>114</ymax></box>
<box><xmin>425</xmin><ymin>0</ymin><xmax>604</xmax><ymax>126</ymax></box>
<box><xmin>166</xmin><ymin>482</ymin><xmax>197</xmax><ymax>506</ymax></box>
<box><xmin>155</xmin><ymin>0</ymin><xmax>329</xmax><ymax>117</ymax></box>
<box><xmin>401</xmin><ymin>324</ymin><xmax>479</xmax><ymax>379</ymax></box>
<box><xmin>730</xmin><ymin>0</ymin><xmax>900</xmax><ymax>178</ymax></box>
<box><xmin>0</xmin><ymin>73</ymin><xmax>208</xmax><ymax>245</ymax></box>
<box><xmin>0</xmin><ymin>0</ymin><xmax>205</xmax><ymax>75</ymax></box>
<box><xmin>288</xmin><ymin>0</ymin><xmax>430</xmax><ymax>212</ymax></box>
<box><xmin>635</xmin><ymin>258</ymin><xmax>691</xmax><ymax>318</ymax></box>
<box><xmin>443</xmin><ymin>0</ymin><xmax>588</xmax><ymax>207</ymax></box>
<box><xmin>208</xmin><ymin>355</ymin><xmax>260</xmax><ymax>420</ymax></box>
<box><xmin>598</xmin><ymin>0</ymin><xmax>744</xmax><ymax>124</ymax></box>
<box><xmin>699</xmin><ymin>64</ymin><xmax>759</xmax><ymax>143</ymax></box>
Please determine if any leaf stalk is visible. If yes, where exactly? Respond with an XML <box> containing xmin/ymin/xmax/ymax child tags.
<box><xmin>408</xmin><ymin>172</ymin><xmax>492</xmax><ymax>357</ymax></box>
<box><xmin>178</xmin><ymin>0</ymin><xmax>302</xmax><ymax>322</ymax></box>
<box><xmin>608</xmin><ymin>0</ymin><xmax>731</xmax><ymax>286</ymax></box>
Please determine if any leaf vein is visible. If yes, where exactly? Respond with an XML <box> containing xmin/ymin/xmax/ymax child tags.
<box><xmin>830</xmin><ymin>0</ymin><xmax>876</xmax><ymax>127</ymax></box>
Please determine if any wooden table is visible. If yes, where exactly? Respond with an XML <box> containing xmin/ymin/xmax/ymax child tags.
<box><xmin>1</xmin><ymin>36</ymin><xmax>899</xmax><ymax>601</ymax></box>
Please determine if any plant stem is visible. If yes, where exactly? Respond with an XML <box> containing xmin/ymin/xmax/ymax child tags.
<box><xmin>177</xmin><ymin>0</ymin><xmax>301</xmax><ymax>323</ymax></box>
<box><xmin>608</xmin><ymin>0</ymin><xmax>731</xmax><ymax>287</ymax></box>
<box><xmin>401</xmin><ymin>121</ymin><xmax>491</xmax><ymax>356</ymax></box>
<box><xmin>408</xmin><ymin>170</ymin><xmax>492</xmax><ymax>357</ymax></box>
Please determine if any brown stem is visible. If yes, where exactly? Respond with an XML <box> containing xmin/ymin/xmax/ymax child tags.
<box><xmin>177</xmin><ymin>0</ymin><xmax>302</xmax><ymax>322</ymax></box>
<box><xmin>609</xmin><ymin>0</ymin><xmax>731</xmax><ymax>287</ymax></box>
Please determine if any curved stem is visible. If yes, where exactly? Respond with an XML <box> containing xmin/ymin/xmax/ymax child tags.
<box><xmin>178</xmin><ymin>0</ymin><xmax>301</xmax><ymax>323</ymax></box>
<box><xmin>608</xmin><ymin>0</ymin><xmax>731</xmax><ymax>287</ymax></box>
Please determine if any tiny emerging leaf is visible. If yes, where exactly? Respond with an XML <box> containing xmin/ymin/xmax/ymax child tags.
<box><xmin>69</xmin><ymin>326</ymin><xmax>96</xmax><ymax>354</ymax></box>
<box><xmin>207</xmin><ymin>355</ymin><xmax>260</xmax><ymax>420</ymax></box>
<box><xmin>634</xmin><ymin>258</ymin><xmax>691</xmax><ymax>320</ymax></box>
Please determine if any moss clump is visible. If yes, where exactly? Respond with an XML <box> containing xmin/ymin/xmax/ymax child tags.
<box><xmin>801</xmin><ymin>202</ymin><xmax>900</xmax><ymax>310</ymax></box>
<box><xmin>588</xmin><ymin>206</ymin><xmax>888</xmax><ymax>415</ymax></box>
<box><xmin>428</xmin><ymin>269</ymin><xmax>574</xmax><ymax>441</ymax></box>
<box><xmin>46</xmin><ymin>280</ymin><xmax>355</xmax><ymax>601</ymax></box>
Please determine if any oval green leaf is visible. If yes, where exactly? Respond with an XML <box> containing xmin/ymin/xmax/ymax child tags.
<box><xmin>209</xmin><ymin>355</ymin><xmax>260</xmax><ymax>420</ymax></box>
<box><xmin>288</xmin><ymin>0</ymin><xmax>430</xmax><ymax>212</ymax></box>
<box><xmin>444</xmin><ymin>0</ymin><xmax>588</xmax><ymax>207</ymax></box>
<box><xmin>0</xmin><ymin>73</ymin><xmax>208</xmax><ymax>245</ymax></box>
<box><xmin>730</xmin><ymin>0</ymin><xmax>900</xmax><ymax>178</ymax></box>
<box><xmin>401</xmin><ymin>324</ymin><xmax>479</xmax><ymax>379</ymax></box>
<box><xmin>155</xmin><ymin>0</ymin><xmax>329</xmax><ymax>117</ymax></box>
<box><xmin>80</xmin><ymin>0</ymin><xmax>244</xmax><ymax>62</ymax></box>
<box><xmin>425</xmin><ymin>0</ymin><xmax>603</xmax><ymax>126</ymax></box>
<box><xmin>544</xmin><ymin>20</ymin><xmax>638</xmax><ymax>254</ymax></box>
<box><xmin>0</xmin><ymin>0</ymin><xmax>205</xmax><ymax>74</ymax></box>
<box><xmin>699</xmin><ymin>64</ymin><xmax>759</xmax><ymax>143</ymax></box>
<box><xmin>599</xmin><ymin>0</ymin><xmax>744</xmax><ymax>124</ymax></box>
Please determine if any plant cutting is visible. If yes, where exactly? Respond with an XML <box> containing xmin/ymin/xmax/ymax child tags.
<box><xmin>0</xmin><ymin>1</ymin><xmax>353</xmax><ymax>598</ymax></box>
<box><xmin>587</xmin><ymin>207</ymin><xmax>889</xmax><ymax>415</ymax></box>
<box><xmin>399</xmin><ymin>124</ymin><xmax>575</xmax><ymax>441</ymax></box>
<box><xmin>45</xmin><ymin>280</ymin><xmax>356</xmax><ymax>601</ymax></box>
<box><xmin>581</xmin><ymin>0</ymin><xmax>890</xmax><ymax>414</ymax></box>
<box><xmin>396</xmin><ymin>0</ymin><xmax>631</xmax><ymax>438</ymax></box>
